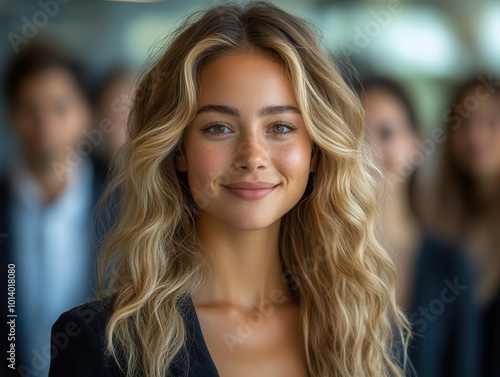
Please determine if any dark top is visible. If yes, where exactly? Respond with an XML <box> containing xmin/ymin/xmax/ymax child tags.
<box><xmin>1</xmin><ymin>156</ymin><xmax>109</xmax><ymax>377</ymax></box>
<box><xmin>406</xmin><ymin>233</ymin><xmax>480</xmax><ymax>377</ymax></box>
<box><xmin>36</xmin><ymin>233</ymin><xmax>486</xmax><ymax>377</ymax></box>
<box><xmin>481</xmin><ymin>288</ymin><xmax>500</xmax><ymax>377</ymax></box>
<box><xmin>48</xmin><ymin>293</ymin><xmax>220</xmax><ymax>377</ymax></box>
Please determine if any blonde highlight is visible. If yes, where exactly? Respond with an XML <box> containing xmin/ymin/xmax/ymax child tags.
<box><xmin>95</xmin><ymin>2</ymin><xmax>411</xmax><ymax>376</ymax></box>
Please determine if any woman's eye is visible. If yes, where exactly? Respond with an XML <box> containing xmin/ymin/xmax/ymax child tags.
<box><xmin>269</xmin><ymin>123</ymin><xmax>296</xmax><ymax>136</ymax></box>
<box><xmin>202</xmin><ymin>122</ymin><xmax>297</xmax><ymax>137</ymax></box>
<box><xmin>202</xmin><ymin>123</ymin><xmax>232</xmax><ymax>136</ymax></box>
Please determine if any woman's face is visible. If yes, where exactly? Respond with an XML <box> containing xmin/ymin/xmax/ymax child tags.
<box><xmin>362</xmin><ymin>88</ymin><xmax>419</xmax><ymax>178</ymax></box>
<box><xmin>449</xmin><ymin>90</ymin><xmax>500</xmax><ymax>180</ymax></box>
<box><xmin>177</xmin><ymin>51</ymin><xmax>315</xmax><ymax>230</ymax></box>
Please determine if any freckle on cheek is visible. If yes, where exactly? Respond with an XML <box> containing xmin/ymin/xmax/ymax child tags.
<box><xmin>194</xmin><ymin>146</ymin><xmax>226</xmax><ymax>172</ymax></box>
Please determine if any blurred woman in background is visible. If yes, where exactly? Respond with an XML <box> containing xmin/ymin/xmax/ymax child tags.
<box><xmin>422</xmin><ymin>76</ymin><xmax>500</xmax><ymax>377</ymax></box>
<box><xmin>360</xmin><ymin>77</ymin><xmax>479</xmax><ymax>377</ymax></box>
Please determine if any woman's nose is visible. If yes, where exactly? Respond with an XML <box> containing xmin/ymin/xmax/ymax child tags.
<box><xmin>232</xmin><ymin>134</ymin><xmax>269</xmax><ymax>171</ymax></box>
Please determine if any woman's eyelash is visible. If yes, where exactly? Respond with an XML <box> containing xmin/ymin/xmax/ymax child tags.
<box><xmin>201</xmin><ymin>122</ymin><xmax>231</xmax><ymax>136</ymax></box>
<box><xmin>201</xmin><ymin>122</ymin><xmax>297</xmax><ymax>137</ymax></box>
<box><xmin>270</xmin><ymin>123</ymin><xmax>298</xmax><ymax>136</ymax></box>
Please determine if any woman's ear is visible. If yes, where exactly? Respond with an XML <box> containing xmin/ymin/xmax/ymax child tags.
<box><xmin>175</xmin><ymin>152</ymin><xmax>188</xmax><ymax>172</ymax></box>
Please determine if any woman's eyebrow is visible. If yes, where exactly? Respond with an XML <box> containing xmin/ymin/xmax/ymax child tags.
<box><xmin>195</xmin><ymin>104</ymin><xmax>301</xmax><ymax>117</ymax></box>
<box><xmin>196</xmin><ymin>105</ymin><xmax>238</xmax><ymax>116</ymax></box>
<box><xmin>259</xmin><ymin>105</ymin><xmax>301</xmax><ymax>116</ymax></box>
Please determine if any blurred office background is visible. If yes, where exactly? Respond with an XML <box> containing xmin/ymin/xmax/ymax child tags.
<box><xmin>1</xmin><ymin>0</ymin><xmax>500</xmax><ymax>169</ymax></box>
<box><xmin>1</xmin><ymin>1</ymin><xmax>499</xmax><ymax>377</ymax></box>
<box><xmin>0</xmin><ymin>0</ymin><xmax>500</xmax><ymax>170</ymax></box>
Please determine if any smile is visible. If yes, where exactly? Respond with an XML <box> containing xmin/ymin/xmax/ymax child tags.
<box><xmin>222</xmin><ymin>184</ymin><xmax>279</xmax><ymax>200</ymax></box>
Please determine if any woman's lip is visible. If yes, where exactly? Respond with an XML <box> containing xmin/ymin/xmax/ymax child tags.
<box><xmin>224</xmin><ymin>181</ymin><xmax>279</xmax><ymax>189</ymax></box>
<box><xmin>222</xmin><ymin>184</ymin><xmax>279</xmax><ymax>200</ymax></box>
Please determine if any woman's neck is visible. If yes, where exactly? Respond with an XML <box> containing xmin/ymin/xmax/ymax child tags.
<box><xmin>191</xmin><ymin>211</ymin><xmax>293</xmax><ymax>311</ymax></box>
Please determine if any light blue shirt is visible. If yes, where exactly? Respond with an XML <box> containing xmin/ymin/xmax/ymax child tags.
<box><xmin>9</xmin><ymin>156</ymin><xmax>95</xmax><ymax>375</ymax></box>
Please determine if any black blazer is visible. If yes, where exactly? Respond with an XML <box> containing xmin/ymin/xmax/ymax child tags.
<box><xmin>48</xmin><ymin>294</ymin><xmax>220</xmax><ymax>377</ymax></box>
<box><xmin>47</xmin><ymin>235</ymin><xmax>484</xmax><ymax>377</ymax></box>
<box><xmin>1</xmin><ymin>156</ymin><xmax>109</xmax><ymax>377</ymax></box>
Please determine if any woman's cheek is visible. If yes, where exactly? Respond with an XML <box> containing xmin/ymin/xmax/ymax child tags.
<box><xmin>187</xmin><ymin>143</ymin><xmax>229</xmax><ymax>196</ymax></box>
<box><xmin>278</xmin><ymin>143</ymin><xmax>311</xmax><ymax>182</ymax></box>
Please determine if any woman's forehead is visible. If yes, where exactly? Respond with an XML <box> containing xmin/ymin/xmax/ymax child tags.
<box><xmin>196</xmin><ymin>52</ymin><xmax>297</xmax><ymax>111</ymax></box>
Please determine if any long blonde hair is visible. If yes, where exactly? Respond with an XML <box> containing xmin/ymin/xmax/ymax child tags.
<box><xmin>96</xmin><ymin>1</ymin><xmax>411</xmax><ymax>376</ymax></box>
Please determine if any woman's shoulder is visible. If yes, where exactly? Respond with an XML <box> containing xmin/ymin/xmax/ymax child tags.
<box><xmin>49</xmin><ymin>295</ymin><xmax>122</xmax><ymax>377</ymax></box>
<box><xmin>52</xmin><ymin>295</ymin><xmax>116</xmax><ymax>335</ymax></box>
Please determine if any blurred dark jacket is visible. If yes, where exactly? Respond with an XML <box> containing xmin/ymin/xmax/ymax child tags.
<box><xmin>407</xmin><ymin>233</ymin><xmax>480</xmax><ymax>377</ymax></box>
<box><xmin>1</xmin><ymin>155</ymin><xmax>109</xmax><ymax>377</ymax></box>
<box><xmin>481</xmin><ymin>289</ymin><xmax>500</xmax><ymax>377</ymax></box>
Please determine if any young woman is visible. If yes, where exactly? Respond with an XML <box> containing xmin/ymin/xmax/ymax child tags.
<box><xmin>420</xmin><ymin>76</ymin><xmax>500</xmax><ymax>377</ymax></box>
<box><xmin>360</xmin><ymin>77</ymin><xmax>479</xmax><ymax>377</ymax></box>
<box><xmin>48</xmin><ymin>2</ymin><xmax>410</xmax><ymax>377</ymax></box>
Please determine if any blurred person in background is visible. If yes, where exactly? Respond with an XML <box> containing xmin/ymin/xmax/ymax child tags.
<box><xmin>0</xmin><ymin>41</ymin><xmax>108</xmax><ymax>377</ymax></box>
<box><xmin>91</xmin><ymin>67</ymin><xmax>134</xmax><ymax>167</ymax></box>
<box><xmin>360</xmin><ymin>77</ymin><xmax>479</xmax><ymax>377</ymax></box>
<box><xmin>421</xmin><ymin>76</ymin><xmax>500</xmax><ymax>377</ymax></box>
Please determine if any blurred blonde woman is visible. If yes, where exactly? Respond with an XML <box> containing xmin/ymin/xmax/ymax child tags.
<box><xmin>48</xmin><ymin>2</ymin><xmax>410</xmax><ymax>377</ymax></box>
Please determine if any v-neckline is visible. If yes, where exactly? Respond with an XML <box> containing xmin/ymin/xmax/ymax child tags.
<box><xmin>181</xmin><ymin>263</ymin><xmax>298</xmax><ymax>377</ymax></box>
<box><xmin>184</xmin><ymin>294</ymin><xmax>221</xmax><ymax>376</ymax></box>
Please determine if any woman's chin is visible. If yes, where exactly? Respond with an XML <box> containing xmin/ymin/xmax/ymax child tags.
<box><xmin>217</xmin><ymin>213</ymin><xmax>281</xmax><ymax>232</ymax></box>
